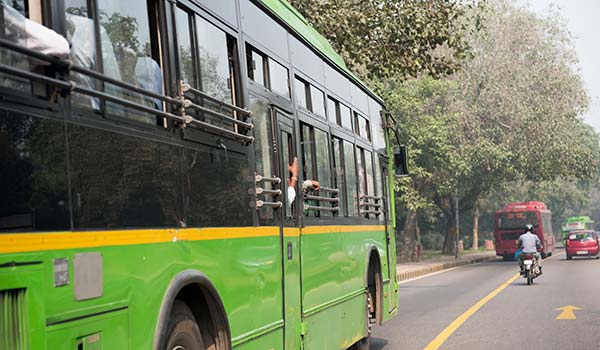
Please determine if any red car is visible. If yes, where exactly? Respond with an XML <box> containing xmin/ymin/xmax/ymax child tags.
<box><xmin>565</xmin><ymin>230</ymin><xmax>600</xmax><ymax>260</ymax></box>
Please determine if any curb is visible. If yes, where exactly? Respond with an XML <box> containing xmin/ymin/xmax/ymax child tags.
<box><xmin>396</xmin><ymin>255</ymin><xmax>500</xmax><ymax>282</ymax></box>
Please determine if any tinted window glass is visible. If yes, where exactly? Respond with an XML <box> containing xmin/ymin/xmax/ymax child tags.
<box><xmin>301</xmin><ymin>124</ymin><xmax>314</xmax><ymax>180</ymax></box>
<box><xmin>327</xmin><ymin>97</ymin><xmax>337</xmax><ymax>124</ymax></box>
<box><xmin>175</xmin><ymin>8</ymin><xmax>194</xmax><ymax>85</ymax></box>
<box><xmin>182</xmin><ymin>146</ymin><xmax>252</xmax><ymax>227</ymax></box>
<box><xmin>196</xmin><ymin>16</ymin><xmax>233</xmax><ymax>103</ymax></box>
<box><xmin>314</xmin><ymin>128</ymin><xmax>330</xmax><ymax>188</ymax></box>
<box><xmin>314</xmin><ymin>128</ymin><xmax>332</xmax><ymax>216</ymax></box>
<box><xmin>248</xmin><ymin>50</ymin><xmax>265</xmax><ymax>86</ymax></box>
<box><xmin>97</xmin><ymin>0</ymin><xmax>160</xmax><ymax>87</ymax></box>
<box><xmin>359</xmin><ymin>115</ymin><xmax>371</xmax><ymax>141</ymax></box>
<box><xmin>310</xmin><ymin>85</ymin><xmax>326</xmax><ymax>118</ymax></box>
<box><xmin>344</xmin><ymin>141</ymin><xmax>358</xmax><ymax>216</ymax></box>
<box><xmin>66</xmin><ymin>0</ymin><xmax>163</xmax><ymax>120</ymax></box>
<box><xmin>69</xmin><ymin>125</ymin><xmax>182</xmax><ymax>229</ymax></box>
<box><xmin>356</xmin><ymin>148</ymin><xmax>367</xmax><ymax>202</ymax></box>
<box><xmin>497</xmin><ymin>212</ymin><xmax>539</xmax><ymax>230</ymax></box>
<box><xmin>269</xmin><ymin>58</ymin><xmax>289</xmax><ymax>97</ymax></box>
<box><xmin>294</xmin><ymin>77</ymin><xmax>308</xmax><ymax>109</ymax></box>
<box><xmin>332</xmin><ymin>138</ymin><xmax>346</xmax><ymax>216</ymax></box>
<box><xmin>0</xmin><ymin>112</ymin><xmax>70</xmax><ymax>232</ymax></box>
<box><xmin>340</xmin><ymin>103</ymin><xmax>352</xmax><ymax>129</ymax></box>
<box><xmin>251</xmin><ymin>97</ymin><xmax>275</xmax><ymax>223</ymax></box>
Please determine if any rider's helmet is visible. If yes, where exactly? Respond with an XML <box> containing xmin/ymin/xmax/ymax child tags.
<box><xmin>525</xmin><ymin>224</ymin><xmax>534</xmax><ymax>232</ymax></box>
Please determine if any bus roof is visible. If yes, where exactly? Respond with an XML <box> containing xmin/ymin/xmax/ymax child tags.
<box><xmin>564</xmin><ymin>216</ymin><xmax>593</xmax><ymax>223</ymax></box>
<box><xmin>256</xmin><ymin>0</ymin><xmax>384</xmax><ymax>105</ymax></box>
<box><xmin>496</xmin><ymin>201</ymin><xmax>549</xmax><ymax>213</ymax></box>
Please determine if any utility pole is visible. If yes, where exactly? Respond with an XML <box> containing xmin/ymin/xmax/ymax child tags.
<box><xmin>455</xmin><ymin>190</ymin><xmax>459</xmax><ymax>259</ymax></box>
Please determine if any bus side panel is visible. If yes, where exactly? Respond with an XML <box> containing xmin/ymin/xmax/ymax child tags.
<box><xmin>0</xmin><ymin>232</ymin><xmax>285</xmax><ymax>350</ymax></box>
<box><xmin>300</xmin><ymin>227</ymin><xmax>386</xmax><ymax>349</ymax></box>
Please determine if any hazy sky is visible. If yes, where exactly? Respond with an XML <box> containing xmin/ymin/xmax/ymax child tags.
<box><xmin>519</xmin><ymin>0</ymin><xmax>600</xmax><ymax>131</ymax></box>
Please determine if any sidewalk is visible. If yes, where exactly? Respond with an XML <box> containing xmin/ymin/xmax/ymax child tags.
<box><xmin>396</xmin><ymin>251</ymin><xmax>499</xmax><ymax>282</ymax></box>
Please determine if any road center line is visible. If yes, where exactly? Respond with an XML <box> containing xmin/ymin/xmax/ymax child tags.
<box><xmin>424</xmin><ymin>272</ymin><xmax>520</xmax><ymax>350</ymax></box>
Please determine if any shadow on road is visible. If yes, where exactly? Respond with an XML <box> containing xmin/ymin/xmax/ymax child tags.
<box><xmin>370</xmin><ymin>337</ymin><xmax>388</xmax><ymax>350</ymax></box>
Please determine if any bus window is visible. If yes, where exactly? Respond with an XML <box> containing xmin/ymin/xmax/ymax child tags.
<box><xmin>175</xmin><ymin>8</ymin><xmax>195</xmax><ymax>86</ymax></box>
<box><xmin>497</xmin><ymin>212</ymin><xmax>539</xmax><ymax>230</ymax></box>
<box><xmin>314</xmin><ymin>128</ymin><xmax>332</xmax><ymax>216</ymax></box>
<box><xmin>339</xmin><ymin>103</ymin><xmax>352</xmax><ymax>130</ymax></box>
<box><xmin>247</xmin><ymin>47</ymin><xmax>266</xmax><ymax>86</ymax></box>
<box><xmin>300</xmin><ymin>124</ymin><xmax>314</xmax><ymax>185</ymax></box>
<box><xmin>250</xmin><ymin>97</ymin><xmax>276</xmax><ymax>224</ymax></box>
<box><xmin>195</xmin><ymin>15</ymin><xmax>234</xmax><ymax>104</ymax></box>
<box><xmin>310</xmin><ymin>85</ymin><xmax>326</xmax><ymax>118</ymax></box>
<box><xmin>344</xmin><ymin>141</ymin><xmax>358</xmax><ymax>216</ymax></box>
<box><xmin>65</xmin><ymin>0</ymin><xmax>163</xmax><ymax>123</ymax></box>
<box><xmin>294</xmin><ymin>76</ymin><xmax>308</xmax><ymax>110</ymax></box>
<box><xmin>332</xmin><ymin>138</ymin><xmax>346</xmax><ymax>216</ymax></box>
<box><xmin>269</xmin><ymin>58</ymin><xmax>289</xmax><ymax>97</ymax></box>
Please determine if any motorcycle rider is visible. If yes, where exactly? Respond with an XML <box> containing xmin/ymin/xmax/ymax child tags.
<box><xmin>517</xmin><ymin>224</ymin><xmax>543</xmax><ymax>275</ymax></box>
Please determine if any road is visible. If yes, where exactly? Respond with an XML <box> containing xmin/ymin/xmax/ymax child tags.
<box><xmin>373</xmin><ymin>249</ymin><xmax>600</xmax><ymax>350</ymax></box>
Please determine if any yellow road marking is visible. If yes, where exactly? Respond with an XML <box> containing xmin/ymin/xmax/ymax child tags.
<box><xmin>424</xmin><ymin>273</ymin><xmax>520</xmax><ymax>350</ymax></box>
<box><xmin>555</xmin><ymin>305</ymin><xmax>581</xmax><ymax>320</ymax></box>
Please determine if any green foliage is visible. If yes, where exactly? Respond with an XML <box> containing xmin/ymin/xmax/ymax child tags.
<box><xmin>289</xmin><ymin>0</ymin><xmax>479</xmax><ymax>79</ymax></box>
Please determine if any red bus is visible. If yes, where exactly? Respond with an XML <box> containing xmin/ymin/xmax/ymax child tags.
<box><xmin>494</xmin><ymin>201</ymin><xmax>556</xmax><ymax>261</ymax></box>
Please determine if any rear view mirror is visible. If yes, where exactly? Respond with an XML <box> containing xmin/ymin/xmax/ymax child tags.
<box><xmin>393</xmin><ymin>145</ymin><xmax>409</xmax><ymax>177</ymax></box>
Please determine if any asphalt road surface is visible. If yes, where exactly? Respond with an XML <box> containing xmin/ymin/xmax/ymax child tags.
<box><xmin>373</xmin><ymin>248</ymin><xmax>600</xmax><ymax>350</ymax></box>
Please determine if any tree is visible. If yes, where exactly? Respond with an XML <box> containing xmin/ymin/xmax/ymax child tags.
<box><xmin>289</xmin><ymin>0</ymin><xmax>477</xmax><ymax>79</ymax></box>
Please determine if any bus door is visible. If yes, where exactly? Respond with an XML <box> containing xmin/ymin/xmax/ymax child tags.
<box><xmin>379</xmin><ymin>154</ymin><xmax>398</xmax><ymax>313</ymax></box>
<box><xmin>274</xmin><ymin>108</ymin><xmax>303</xmax><ymax>350</ymax></box>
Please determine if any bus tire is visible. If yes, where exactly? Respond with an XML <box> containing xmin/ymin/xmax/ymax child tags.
<box><xmin>165</xmin><ymin>300</ymin><xmax>205</xmax><ymax>350</ymax></box>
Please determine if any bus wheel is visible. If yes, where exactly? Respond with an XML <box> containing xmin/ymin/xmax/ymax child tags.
<box><xmin>165</xmin><ymin>300</ymin><xmax>205</xmax><ymax>350</ymax></box>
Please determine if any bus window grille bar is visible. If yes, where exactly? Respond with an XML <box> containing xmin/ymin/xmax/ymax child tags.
<box><xmin>360</xmin><ymin>202</ymin><xmax>382</xmax><ymax>208</ymax></box>
<box><xmin>0</xmin><ymin>40</ymin><xmax>254</xmax><ymax>144</ymax></box>
<box><xmin>254</xmin><ymin>175</ymin><xmax>282</xmax><ymax>184</ymax></box>
<box><xmin>71</xmin><ymin>65</ymin><xmax>184</xmax><ymax>108</ymax></box>
<box><xmin>315</xmin><ymin>186</ymin><xmax>339</xmax><ymax>194</ymax></box>
<box><xmin>304</xmin><ymin>194</ymin><xmax>339</xmax><ymax>203</ymax></box>
<box><xmin>0</xmin><ymin>63</ymin><xmax>71</xmax><ymax>89</ymax></box>
<box><xmin>182</xmin><ymin>99</ymin><xmax>253</xmax><ymax>130</ymax></box>
<box><xmin>252</xmin><ymin>200</ymin><xmax>283</xmax><ymax>209</ymax></box>
<box><xmin>360</xmin><ymin>209</ymin><xmax>382</xmax><ymax>215</ymax></box>
<box><xmin>182</xmin><ymin>113</ymin><xmax>254</xmax><ymax>144</ymax></box>
<box><xmin>255</xmin><ymin>187</ymin><xmax>282</xmax><ymax>196</ymax></box>
<box><xmin>304</xmin><ymin>204</ymin><xmax>339</xmax><ymax>212</ymax></box>
<box><xmin>360</xmin><ymin>195</ymin><xmax>382</xmax><ymax>201</ymax></box>
<box><xmin>180</xmin><ymin>82</ymin><xmax>252</xmax><ymax>117</ymax></box>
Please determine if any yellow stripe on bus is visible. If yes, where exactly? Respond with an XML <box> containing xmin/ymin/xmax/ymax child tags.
<box><xmin>0</xmin><ymin>225</ymin><xmax>386</xmax><ymax>254</ymax></box>
<box><xmin>302</xmin><ymin>225</ymin><xmax>385</xmax><ymax>235</ymax></box>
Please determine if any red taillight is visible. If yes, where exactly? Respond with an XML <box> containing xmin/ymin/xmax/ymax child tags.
<box><xmin>522</xmin><ymin>254</ymin><xmax>533</xmax><ymax>260</ymax></box>
<box><xmin>566</xmin><ymin>240</ymin><xmax>570</xmax><ymax>247</ymax></box>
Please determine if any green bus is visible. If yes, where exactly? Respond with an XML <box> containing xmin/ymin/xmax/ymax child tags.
<box><xmin>0</xmin><ymin>0</ymin><xmax>403</xmax><ymax>349</ymax></box>
<box><xmin>561</xmin><ymin>216</ymin><xmax>595</xmax><ymax>240</ymax></box>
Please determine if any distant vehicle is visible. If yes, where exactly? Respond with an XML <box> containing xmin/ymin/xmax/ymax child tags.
<box><xmin>561</xmin><ymin>216</ymin><xmax>594</xmax><ymax>240</ymax></box>
<box><xmin>494</xmin><ymin>201</ymin><xmax>556</xmax><ymax>261</ymax></box>
<box><xmin>565</xmin><ymin>230</ymin><xmax>600</xmax><ymax>260</ymax></box>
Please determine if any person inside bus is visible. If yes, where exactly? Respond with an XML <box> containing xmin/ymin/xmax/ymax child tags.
<box><xmin>517</xmin><ymin>224</ymin><xmax>543</xmax><ymax>274</ymax></box>
<box><xmin>287</xmin><ymin>157</ymin><xmax>320</xmax><ymax>208</ymax></box>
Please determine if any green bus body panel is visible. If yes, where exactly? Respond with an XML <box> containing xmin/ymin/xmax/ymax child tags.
<box><xmin>300</xmin><ymin>228</ymin><xmax>388</xmax><ymax>350</ymax></box>
<box><xmin>1</xmin><ymin>235</ymin><xmax>285</xmax><ymax>349</ymax></box>
<box><xmin>0</xmin><ymin>226</ymin><xmax>396</xmax><ymax>349</ymax></box>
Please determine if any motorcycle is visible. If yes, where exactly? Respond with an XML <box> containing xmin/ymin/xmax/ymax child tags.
<box><xmin>520</xmin><ymin>253</ymin><xmax>540</xmax><ymax>285</ymax></box>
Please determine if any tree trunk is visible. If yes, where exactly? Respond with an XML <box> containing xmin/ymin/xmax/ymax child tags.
<box><xmin>472</xmin><ymin>203</ymin><xmax>479</xmax><ymax>250</ymax></box>
<box><xmin>442</xmin><ymin>213</ymin><xmax>457</xmax><ymax>255</ymax></box>
<box><xmin>398</xmin><ymin>210</ymin><xmax>419</xmax><ymax>262</ymax></box>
